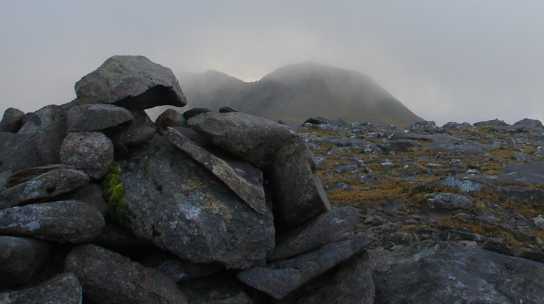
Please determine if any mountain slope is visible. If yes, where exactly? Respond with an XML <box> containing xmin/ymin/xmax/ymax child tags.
<box><xmin>181</xmin><ymin>62</ymin><xmax>422</xmax><ymax>126</ymax></box>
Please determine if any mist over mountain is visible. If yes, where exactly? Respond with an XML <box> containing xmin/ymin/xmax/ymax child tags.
<box><xmin>180</xmin><ymin>62</ymin><xmax>422</xmax><ymax>126</ymax></box>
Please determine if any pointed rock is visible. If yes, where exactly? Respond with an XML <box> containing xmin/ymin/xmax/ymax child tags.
<box><xmin>65</xmin><ymin>244</ymin><xmax>188</xmax><ymax>304</ymax></box>
<box><xmin>0</xmin><ymin>273</ymin><xmax>82</xmax><ymax>304</ymax></box>
<box><xmin>66</xmin><ymin>104</ymin><xmax>133</xmax><ymax>131</ymax></box>
<box><xmin>75</xmin><ymin>55</ymin><xmax>186</xmax><ymax>109</ymax></box>
<box><xmin>18</xmin><ymin>105</ymin><xmax>67</xmax><ymax>165</ymax></box>
<box><xmin>271</xmin><ymin>140</ymin><xmax>331</xmax><ymax>228</ymax></box>
<box><xmin>0</xmin><ymin>200</ymin><xmax>105</xmax><ymax>243</ymax></box>
<box><xmin>0</xmin><ymin>168</ymin><xmax>89</xmax><ymax>209</ymax></box>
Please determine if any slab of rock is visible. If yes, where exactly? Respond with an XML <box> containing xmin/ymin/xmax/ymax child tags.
<box><xmin>66</xmin><ymin>103</ymin><xmax>133</xmax><ymax>131</ymax></box>
<box><xmin>65</xmin><ymin>244</ymin><xmax>188</xmax><ymax>304</ymax></box>
<box><xmin>188</xmin><ymin>112</ymin><xmax>298</xmax><ymax>167</ymax></box>
<box><xmin>0</xmin><ymin>236</ymin><xmax>51</xmax><ymax>288</ymax></box>
<box><xmin>18</xmin><ymin>105</ymin><xmax>67</xmax><ymax>165</ymax></box>
<box><xmin>271</xmin><ymin>207</ymin><xmax>360</xmax><ymax>261</ymax></box>
<box><xmin>0</xmin><ymin>273</ymin><xmax>82</xmax><ymax>304</ymax></box>
<box><xmin>166</xmin><ymin>128</ymin><xmax>267</xmax><ymax>214</ymax></box>
<box><xmin>5</xmin><ymin>164</ymin><xmax>73</xmax><ymax>188</ymax></box>
<box><xmin>156</xmin><ymin>108</ymin><xmax>185</xmax><ymax>130</ymax></box>
<box><xmin>426</xmin><ymin>192</ymin><xmax>473</xmax><ymax>210</ymax></box>
<box><xmin>0</xmin><ymin>200</ymin><xmax>105</xmax><ymax>243</ymax></box>
<box><xmin>110</xmin><ymin>110</ymin><xmax>156</xmax><ymax>151</ymax></box>
<box><xmin>271</xmin><ymin>141</ymin><xmax>331</xmax><ymax>228</ymax></box>
<box><xmin>238</xmin><ymin>235</ymin><xmax>368</xmax><ymax>299</ymax></box>
<box><xmin>142</xmin><ymin>250</ymin><xmax>223</xmax><ymax>283</ymax></box>
<box><xmin>60</xmin><ymin>132</ymin><xmax>114</xmax><ymax>179</ymax></box>
<box><xmin>372</xmin><ymin>242</ymin><xmax>544</xmax><ymax>304</ymax></box>
<box><xmin>0</xmin><ymin>108</ymin><xmax>24</xmax><ymax>132</ymax></box>
<box><xmin>75</xmin><ymin>55</ymin><xmax>186</xmax><ymax>109</ymax></box>
<box><xmin>276</xmin><ymin>253</ymin><xmax>375</xmax><ymax>304</ymax></box>
<box><xmin>0</xmin><ymin>168</ymin><xmax>89</xmax><ymax>209</ymax></box>
<box><xmin>119</xmin><ymin>135</ymin><xmax>275</xmax><ymax>269</ymax></box>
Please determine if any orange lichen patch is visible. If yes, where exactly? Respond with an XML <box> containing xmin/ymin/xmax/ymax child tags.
<box><xmin>327</xmin><ymin>179</ymin><xmax>410</xmax><ymax>206</ymax></box>
<box><xmin>489</xmin><ymin>148</ymin><xmax>516</xmax><ymax>161</ymax></box>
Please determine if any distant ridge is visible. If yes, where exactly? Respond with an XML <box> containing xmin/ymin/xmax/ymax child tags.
<box><xmin>180</xmin><ymin>62</ymin><xmax>423</xmax><ymax>126</ymax></box>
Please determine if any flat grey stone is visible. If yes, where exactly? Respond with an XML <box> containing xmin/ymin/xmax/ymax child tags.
<box><xmin>0</xmin><ymin>200</ymin><xmax>105</xmax><ymax>243</ymax></box>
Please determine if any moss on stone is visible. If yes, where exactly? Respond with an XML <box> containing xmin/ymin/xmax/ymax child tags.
<box><xmin>102</xmin><ymin>162</ymin><xmax>130</xmax><ymax>225</ymax></box>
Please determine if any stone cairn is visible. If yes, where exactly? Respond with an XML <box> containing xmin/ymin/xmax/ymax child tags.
<box><xmin>0</xmin><ymin>56</ymin><xmax>373</xmax><ymax>304</ymax></box>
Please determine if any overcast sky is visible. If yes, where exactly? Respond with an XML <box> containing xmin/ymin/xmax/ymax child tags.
<box><xmin>1</xmin><ymin>1</ymin><xmax>543</xmax><ymax>124</ymax></box>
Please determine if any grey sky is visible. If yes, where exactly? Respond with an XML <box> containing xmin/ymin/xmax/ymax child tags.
<box><xmin>1</xmin><ymin>1</ymin><xmax>543</xmax><ymax>124</ymax></box>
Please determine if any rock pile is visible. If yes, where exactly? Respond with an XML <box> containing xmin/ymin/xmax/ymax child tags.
<box><xmin>0</xmin><ymin>56</ymin><xmax>371</xmax><ymax>303</ymax></box>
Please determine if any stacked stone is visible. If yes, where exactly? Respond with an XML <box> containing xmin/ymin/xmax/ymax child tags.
<box><xmin>0</xmin><ymin>55</ymin><xmax>372</xmax><ymax>303</ymax></box>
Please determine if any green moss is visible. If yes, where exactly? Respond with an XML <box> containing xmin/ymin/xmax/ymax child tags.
<box><xmin>102</xmin><ymin>163</ymin><xmax>130</xmax><ymax>225</ymax></box>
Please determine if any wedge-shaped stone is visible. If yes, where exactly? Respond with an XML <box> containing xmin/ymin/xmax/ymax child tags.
<box><xmin>166</xmin><ymin>127</ymin><xmax>267</xmax><ymax>214</ymax></box>
<box><xmin>0</xmin><ymin>168</ymin><xmax>89</xmax><ymax>209</ymax></box>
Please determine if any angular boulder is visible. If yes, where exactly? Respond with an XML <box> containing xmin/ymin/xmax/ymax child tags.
<box><xmin>65</xmin><ymin>244</ymin><xmax>187</xmax><ymax>304</ymax></box>
<box><xmin>75</xmin><ymin>55</ymin><xmax>186</xmax><ymax>109</ymax></box>
<box><xmin>372</xmin><ymin>242</ymin><xmax>544</xmax><ymax>304</ymax></box>
<box><xmin>0</xmin><ymin>108</ymin><xmax>25</xmax><ymax>132</ymax></box>
<box><xmin>188</xmin><ymin>112</ymin><xmax>298</xmax><ymax>168</ymax></box>
<box><xmin>66</xmin><ymin>103</ymin><xmax>133</xmax><ymax>131</ymax></box>
<box><xmin>277</xmin><ymin>253</ymin><xmax>375</xmax><ymax>304</ymax></box>
<box><xmin>0</xmin><ymin>273</ymin><xmax>82</xmax><ymax>304</ymax></box>
<box><xmin>512</xmin><ymin>118</ymin><xmax>544</xmax><ymax>132</ymax></box>
<box><xmin>0</xmin><ymin>168</ymin><xmax>89</xmax><ymax>209</ymax></box>
<box><xmin>60</xmin><ymin>132</ymin><xmax>114</xmax><ymax>179</ymax></box>
<box><xmin>271</xmin><ymin>141</ymin><xmax>331</xmax><ymax>228</ymax></box>
<box><xmin>119</xmin><ymin>135</ymin><xmax>275</xmax><ymax>269</ymax></box>
<box><xmin>0</xmin><ymin>236</ymin><xmax>51</xmax><ymax>288</ymax></box>
<box><xmin>238</xmin><ymin>235</ymin><xmax>368</xmax><ymax>299</ymax></box>
<box><xmin>18</xmin><ymin>105</ymin><xmax>67</xmax><ymax>165</ymax></box>
<box><xmin>271</xmin><ymin>207</ymin><xmax>360</xmax><ymax>261</ymax></box>
<box><xmin>0</xmin><ymin>200</ymin><xmax>105</xmax><ymax>243</ymax></box>
<box><xmin>166</xmin><ymin>128</ymin><xmax>267</xmax><ymax>214</ymax></box>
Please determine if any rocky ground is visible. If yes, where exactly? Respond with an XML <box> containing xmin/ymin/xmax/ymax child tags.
<box><xmin>1</xmin><ymin>55</ymin><xmax>544</xmax><ymax>304</ymax></box>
